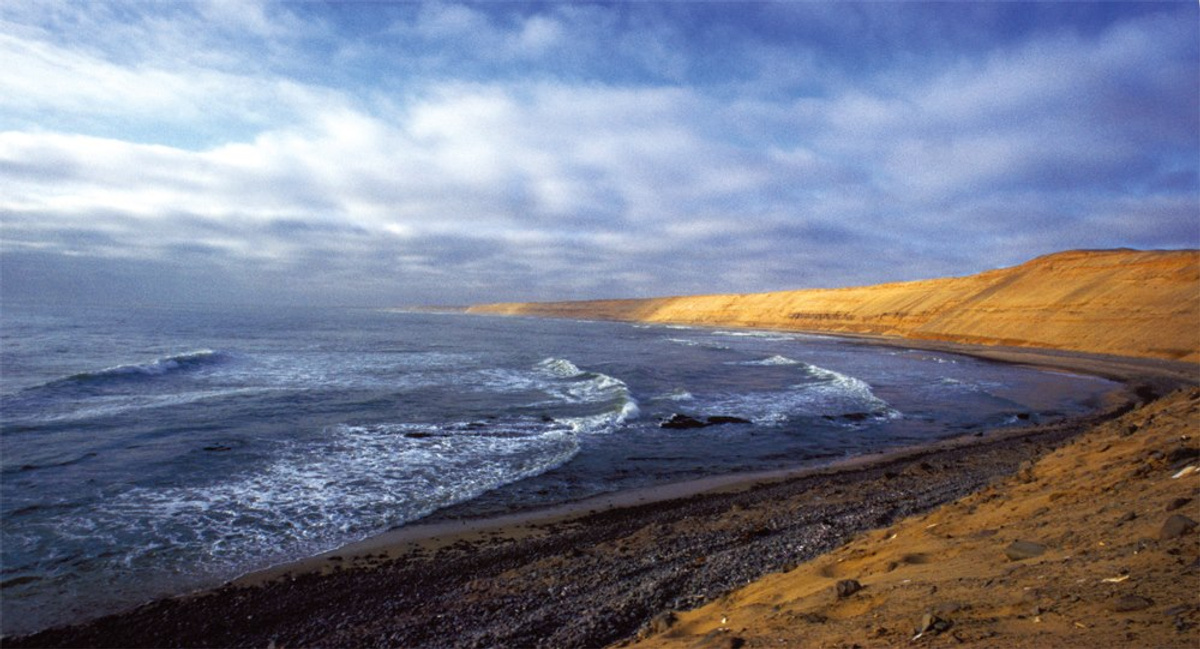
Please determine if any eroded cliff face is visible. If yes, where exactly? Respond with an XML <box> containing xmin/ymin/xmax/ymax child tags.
<box><xmin>469</xmin><ymin>249</ymin><xmax>1200</xmax><ymax>362</ymax></box>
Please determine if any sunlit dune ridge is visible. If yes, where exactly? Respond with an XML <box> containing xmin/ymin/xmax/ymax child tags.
<box><xmin>469</xmin><ymin>249</ymin><xmax>1200</xmax><ymax>363</ymax></box>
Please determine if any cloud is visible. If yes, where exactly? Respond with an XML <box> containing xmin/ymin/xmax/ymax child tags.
<box><xmin>0</xmin><ymin>2</ymin><xmax>1196</xmax><ymax>306</ymax></box>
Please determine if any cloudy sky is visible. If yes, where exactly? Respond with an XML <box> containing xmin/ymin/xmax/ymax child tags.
<box><xmin>1</xmin><ymin>1</ymin><xmax>1197</xmax><ymax>307</ymax></box>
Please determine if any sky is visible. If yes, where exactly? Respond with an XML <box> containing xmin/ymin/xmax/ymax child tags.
<box><xmin>1</xmin><ymin>1</ymin><xmax>1197</xmax><ymax>307</ymax></box>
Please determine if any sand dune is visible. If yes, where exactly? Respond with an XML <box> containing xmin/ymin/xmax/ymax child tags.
<box><xmin>470</xmin><ymin>249</ymin><xmax>1200</xmax><ymax>363</ymax></box>
<box><xmin>627</xmin><ymin>387</ymin><xmax>1200</xmax><ymax>649</ymax></box>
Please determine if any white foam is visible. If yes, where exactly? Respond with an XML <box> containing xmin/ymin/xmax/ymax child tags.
<box><xmin>736</xmin><ymin>355</ymin><xmax>802</xmax><ymax>366</ymax></box>
<box><xmin>97</xmin><ymin>349</ymin><xmax>221</xmax><ymax>378</ymax></box>
<box><xmin>26</xmin><ymin>388</ymin><xmax>271</xmax><ymax>424</ymax></box>
<box><xmin>49</xmin><ymin>417</ymin><xmax>583</xmax><ymax>581</ymax></box>
<box><xmin>652</xmin><ymin>389</ymin><xmax>695</xmax><ymax>403</ymax></box>
<box><xmin>532</xmin><ymin>358</ymin><xmax>639</xmax><ymax>425</ymax></box>
<box><xmin>665</xmin><ymin>338</ymin><xmax>730</xmax><ymax>350</ymax></box>
<box><xmin>536</xmin><ymin>357</ymin><xmax>584</xmax><ymax>378</ymax></box>
<box><xmin>713</xmin><ymin>330</ymin><xmax>796</xmax><ymax>341</ymax></box>
<box><xmin>697</xmin><ymin>362</ymin><xmax>899</xmax><ymax>425</ymax></box>
<box><xmin>800</xmin><ymin>363</ymin><xmax>900</xmax><ymax>420</ymax></box>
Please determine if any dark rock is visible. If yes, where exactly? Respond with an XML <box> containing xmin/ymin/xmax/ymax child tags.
<box><xmin>737</xmin><ymin>526</ymin><xmax>771</xmax><ymax>542</ymax></box>
<box><xmin>404</xmin><ymin>432</ymin><xmax>435</xmax><ymax>439</ymax></box>
<box><xmin>660</xmin><ymin>414</ymin><xmax>707</xmax><ymax>429</ymax></box>
<box><xmin>705</xmin><ymin>416</ymin><xmax>752</xmax><ymax>426</ymax></box>
<box><xmin>799</xmin><ymin>612</ymin><xmax>828</xmax><ymax>624</ymax></box>
<box><xmin>1163</xmin><ymin>604</ymin><xmax>1193</xmax><ymax>617</ymax></box>
<box><xmin>1165</xmin><ymin>497</ymin><xmax>1193</xmax><ymax>512</ymax></box>
<box><xmin>695</xmin><ymin>631</ymin><xmax>744</xmax><ymax>649</ymax></box>
<box><xmin>915</xmin><ymin>612</ymin><xmax>952</xmax><ymax>637</ymax></box>
<box><xmin>1114</xmin><ymin>595</ymin><xmax>1153</xmax><ymax>612</ymax></box>
<box><xmin>660</xmin><ymin>414</ymin><xmax>753</xmax><ymax>429</ymax></box>
<box><xmin>1004</xmin><ymin>540</ymin><xmax>1047</xmax><ymax>561</ymax></box>
<box><xmin>835</xmin><ymin>579</ymin><xmax>863</xmax><ymax>598</ymax></box>
<box><xmin>1159</xmin><ymin>514</ymin><xmax>1198</xmax><ymax>540</ymax></box>
<box><xmin>933</xmin><ymin>601</ymin><xmax>968</xmax><ymax>616</ymax></box>
<box><xmin>1117</xmin><ymin>511</ymin><xmax>1138</xmax><ymax>524</ymax></box>
<box><xmin>1166</xmin><ymin>446</ymin><xmax>1200</xmax><ymax>468</ymax></box>
<box><xmin>638</xmin><ymin>611</ymin><xmax>676</xmax><ymax>639</ymax></box>
<box><xmin>202</xmin><ymin>445</ymin><xmax>233</xmax><ymax>452</ymax></box>
<box><xmin>840</xmin><ymin>412</ymin><xmax>872</xmax><ymax>422</ymax></box>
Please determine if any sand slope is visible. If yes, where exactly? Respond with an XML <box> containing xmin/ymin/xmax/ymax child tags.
<box><xmin>626</xmin><ymin>387</ymin><xmax>1200</xmax><ymax>649</ymax></box>
<box><xmin>470</xmin><ymin>249</ymin><xmax>1200</xmax><ymax>362</ymax></box>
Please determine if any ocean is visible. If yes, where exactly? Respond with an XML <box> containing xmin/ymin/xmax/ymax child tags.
<box><xmin>0</xmin><ymin>302</ymin><xmax>1117</xmax><ymax>636</ymax></box>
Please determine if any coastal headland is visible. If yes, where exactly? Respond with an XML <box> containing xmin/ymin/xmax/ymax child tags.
<box><xmin>6</xmin><ymin>248</ymin><xmax>1197</xmax><ymax>648</ymax></box>
<box><xmin>469</xmin><ymin>249</ymin><xmax>1200</xmax><ymax>363</ymax></box>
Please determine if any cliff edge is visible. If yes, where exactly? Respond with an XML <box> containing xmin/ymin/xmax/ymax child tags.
<box><xmin>469</xmin><ymin>249</ymin><xmax>1200</xmax><ymax>363</ymax></box>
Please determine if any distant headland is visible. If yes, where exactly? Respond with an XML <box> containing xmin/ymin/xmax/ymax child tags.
<box><xmin>470</xmin><ymin>248</ymin><xmax>1200</xmax><ymax>363</ymax></box>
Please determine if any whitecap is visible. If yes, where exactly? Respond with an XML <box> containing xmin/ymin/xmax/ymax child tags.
<box><xmin>712</xmin><ymin>330</ymin><xmax>796</xmax><ymax>341</ymax></box>
<box><xmin>695</xmin><ymin>362</ymin><xmax>900</xmax><ymax>425</ymax></box>
<box><xmin>735</xmin><ymin>355</ymin><xmax>802</xmax><ymax>366</ymax></box>
<box><xmin>50</xmin><ymin>416</ymin><xmax>583</xmax><ymax>584</ymax></box>
<box><xmin>42</xmin><ymin>349</ymin><xmax>225</xmax><ymax>389</ymax></box>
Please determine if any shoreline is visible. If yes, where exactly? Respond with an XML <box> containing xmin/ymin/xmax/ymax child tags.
<box><xmin>467</xmin><ymin>249</ymin><xmax>1200</xmax><ymax>364</ymax></box>
<box><xmin>237</xmin><ymin>331</ymin><xmax>1188</xmax><ymax>584</ymax></box>
<box><xmin>8</xmin><ymin>337</ymin><xmax>1194</xmax><ymax>648</ymax></box>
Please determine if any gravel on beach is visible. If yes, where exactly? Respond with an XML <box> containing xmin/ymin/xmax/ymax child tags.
<box><xmin>7</xmin><ymin>384</ymin><xmax>1156</xmax><ymax>649</ymax></box>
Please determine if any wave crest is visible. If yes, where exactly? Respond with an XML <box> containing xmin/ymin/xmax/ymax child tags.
<box><xmin>44</xmin><ymin>350</ymin><xmax>225</xmax><ymax>389</ymax></box>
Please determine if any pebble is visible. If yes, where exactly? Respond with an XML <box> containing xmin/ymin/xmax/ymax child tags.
<box><xmin>1004</xmin><ymin>540</ymin><xmax>1046</xmax><ymax>561</ymax></box>
<box><xmin>914</xmin><ymin>612</ymin><xmax>952</xmax><ymax>637</ymax></box>
<box><xmin>638</xmin><ymin>611</ymin><xmax>676</xmax><ymax>639</ymax></box>
<box><xmin>1165</xmin><ymin>497</ymin><xmax>1192</xmax><ymax>512</ymax></box>
<box><xmin>1159</xmin><ymin>514</ymin><xmax>1197</xmax><ymax>540</ymax></box>
<box><xmin>835</xmin><ymin>579</ymin><xmax>863</xmax><ymax>598</ymax></box>
<box><xmin>1113</xmin><ymin>595</ymin><xmax>1153</xmax><ymax>612</ymax></box>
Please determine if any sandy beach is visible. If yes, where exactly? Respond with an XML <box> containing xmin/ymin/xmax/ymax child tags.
<box><xmin>6</xmin><ymin>249</ymin><xmax>1197</xmax><ymax>648</ymax></box>
<box><xmin>6</xmin><ymin>342</ymin><xmax>1195</xmax><ymax>648</ymax></box>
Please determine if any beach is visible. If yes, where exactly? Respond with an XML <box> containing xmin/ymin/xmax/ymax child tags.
<box><xmin>629</xmin><ymin>384</ymin><xmax>1200</xmax><ymax>649</ymax></box>
<box><xmin>6</xmin><ymin>342</ymin><xmax>1196</xmax><ymax>648</ymax></box>
<box><xmin>5</xmin><ymin>249</ymin><xmax>1197</xmax><ymax>648</ymax></box>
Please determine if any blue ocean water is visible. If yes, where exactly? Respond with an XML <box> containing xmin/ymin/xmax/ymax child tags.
<box><xmin>0</xmin><ymin>302</ymin><xmax>1117</xmax><ymax>635</ymax></box>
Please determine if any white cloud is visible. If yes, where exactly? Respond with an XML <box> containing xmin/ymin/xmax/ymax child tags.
<box><xmin>0</xmin><ymin>2</ymin><xmax>1194</xmax><ymax>305</ymax></box>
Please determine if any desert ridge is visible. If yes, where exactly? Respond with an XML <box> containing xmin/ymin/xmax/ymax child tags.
<box><xmin>469</xmin><ymin>248</ymin><xmax>1200</xmax><ymax>363</ymax></box>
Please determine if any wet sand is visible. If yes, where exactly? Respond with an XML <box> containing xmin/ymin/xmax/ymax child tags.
<box><xmin>5</xmin><ymin>344</ymin><xmax>1196</xmax><ymax>649</ymax></box>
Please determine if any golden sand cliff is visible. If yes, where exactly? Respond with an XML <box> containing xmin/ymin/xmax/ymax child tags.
<box><xmin>626</xmin><ymin>387</ymin><xmax>1199</xmax><ymax>649</ymax></box>
<box><xmin>470</xmin><ymin>248</ymin><xmax>1200</xmax><ymax>363</ymax></box>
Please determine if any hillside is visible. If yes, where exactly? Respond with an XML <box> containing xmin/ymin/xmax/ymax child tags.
<box><xmin>469</xmin><ymin>249</ymin><xmax>1200</xmax><ymax>363</ymax></box>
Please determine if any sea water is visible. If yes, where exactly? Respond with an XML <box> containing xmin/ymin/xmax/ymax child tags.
<box><xmin>0</xmin><ymin>302</ymin><xmax>1117</xmax><ymax>635</ymax></box>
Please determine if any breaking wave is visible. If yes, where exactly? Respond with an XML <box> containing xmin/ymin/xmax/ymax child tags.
<box><xmin>39</xmin><ymin>350</ymin><xmax>226</xmax><ymax>390</ymax></box>
<box><xmin>695</xmin><ymin>361</ymin><xmax>900</xmax><ymax>425</ymax></box>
